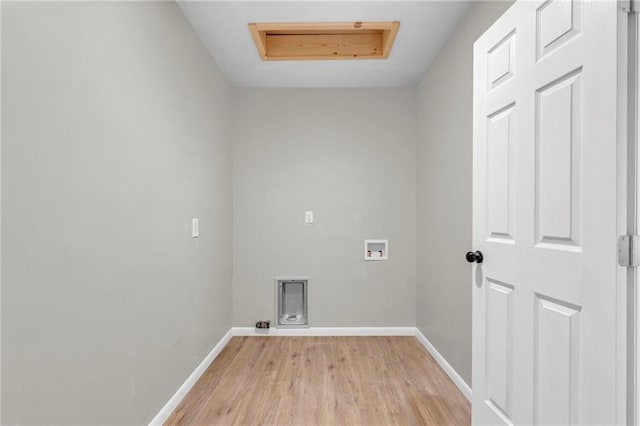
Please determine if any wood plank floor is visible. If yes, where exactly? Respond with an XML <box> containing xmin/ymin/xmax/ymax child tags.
<box><xmin>165</xmin><ymin>336</ymin><xmax>470</xmax><ymax>425</ymax></box>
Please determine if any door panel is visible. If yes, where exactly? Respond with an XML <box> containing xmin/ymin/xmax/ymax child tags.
<box><xmin>488</xmin><ymin>31</ymin><xmax>516</xmax><ymax>91</ymax></box>
<box><xmin>534</xmin><ymin>295</ymin><xmax>581</xmax><ymax>426</ymax></box>
<box><xmin>536</xmin><ymin>0</ymin><xmax>582</xmax><ymax>60</ymax></box>
<box><xmin>486</xmin><ymin>279</ymin><xmax>514</xmax><ymax>422</ymax></box>
<box><xmin>487</xmin><ymin>104</ymin><xmax>515</xmax><ymax>243</ymax></box>
<box><xmin>535</xmin><ymin>69</ymin><xmax>582</xmax><ymax>250</ymax></box>
<box><xmin>473</xmin><ymin>1</ymin><xmax>621</xmax><ymax>424</ymax></box>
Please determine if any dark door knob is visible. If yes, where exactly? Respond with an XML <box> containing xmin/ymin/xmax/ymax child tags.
<box><xmin>466</xmin><ymin>251</ymin><xmax>483</xmax><ymax>264</ymax></box>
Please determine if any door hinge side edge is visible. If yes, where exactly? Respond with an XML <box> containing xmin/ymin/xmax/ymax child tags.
<box><xmin>621</xmin><ymin>0</ymin><xmax>639</xmax><ymax>13</ymax></box>
<box><xmin>618</xmin><ymin>235</ymin><xmax>640</xmax><ymax>267</ymax></box>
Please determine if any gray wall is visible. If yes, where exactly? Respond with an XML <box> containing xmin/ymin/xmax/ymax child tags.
<box><xmin>1</xmin><ymin>2</ymin><xmax>232</xmax><ymax>424</ymax></box>
<box><xmin>416</xmin><ymin>0</ymin><xmax>513</xmax><ymax>386</ymax></box>
<box><xmin>232</xmin><ymin>88</ymin><xmax>417</xmax><ymax>327</ymax></box>
<box><xmin>1</xmin><ymin>0</ymin><xmax>516</xmax><ymax>422</ymax></box>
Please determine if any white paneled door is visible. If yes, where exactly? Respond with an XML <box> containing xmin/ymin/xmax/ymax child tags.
<box><xmin>473</xmin><ymin>1</ymin><xmax>623</xmax><ymax>425</ymax></box>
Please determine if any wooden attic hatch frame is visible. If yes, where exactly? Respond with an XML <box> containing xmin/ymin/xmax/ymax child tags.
<box><xmin>248</xmin><ymin>21</ymin><xmax>400</xmax><ymax>61</ymax></box>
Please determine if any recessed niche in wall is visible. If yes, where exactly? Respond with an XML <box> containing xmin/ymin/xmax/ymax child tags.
<box><xmin>365</xmin><ymin>239</ymin><xmax>388</xmax><ymax>261</ymax></box>
<box><xmin>276</xmin><ymin>278</ymin><xmax>309</xmax><ymax>328</ymax></box>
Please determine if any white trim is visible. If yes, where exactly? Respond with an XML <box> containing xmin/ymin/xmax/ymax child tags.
<box><xmin>148</xmin><ymin>328</ymin><xmax>233</xmax><ymax>425</ymax></box>
<box><xmin>232</xmin><ymin>326</ymin><xmax>416</xmax><ymax>336</ymax></box>
<box><xmin>415</xmin><ymin>328</ymin><xmax>472</xmax><ymax>402</ymax></box>
<box><xmin>1</xmin><ymin>1</ymin><xmax>4</xmax><ymax>419</ymax></box>
<box><xmin>621</xmin><ymin>7</ymin><xmax>635</xmax><ymax>425</ymax></box>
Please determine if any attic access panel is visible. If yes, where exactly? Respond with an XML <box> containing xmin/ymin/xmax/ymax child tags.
<box><xmin>249</xmin><ymin>22</ymin><xmax>400</xmax><ymax>61</ymax></box>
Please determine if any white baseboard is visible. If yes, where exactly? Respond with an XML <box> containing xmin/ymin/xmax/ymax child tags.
<box><xmin>148</xmin><ymin>328</ymin><xmax>233</xmax><ymax>425</ymax></box>
<box><xmin>232</xmin><ymin>326</ymin><xmax>416</xmax><ymax>336</ymax></box>
<box><xmin>415</xmin><ymin>328</ymin><xmax>472</xmax><ymax>401</ymax></box>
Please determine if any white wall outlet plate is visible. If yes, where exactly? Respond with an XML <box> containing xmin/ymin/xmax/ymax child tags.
<box><xmin>192</xmin><ymin>218</ymin><xmax>199</xmax><ymax>238</ymax></box>
<box><xmin>305</xmin><ymin>211</ymin><xmax>314</xmax><ymax>224</ymax></box>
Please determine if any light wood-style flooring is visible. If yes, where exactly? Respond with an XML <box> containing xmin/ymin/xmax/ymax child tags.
<box><xmin>165</xmin><ymin>336</ymin><xmax>470</xmax><ymax>425</ymax></box>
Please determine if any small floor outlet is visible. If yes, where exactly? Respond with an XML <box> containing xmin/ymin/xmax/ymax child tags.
<box><xmin>255</xmin><ymin>320</ymin><xmax>270</xmax><ymax>329</ymax></box>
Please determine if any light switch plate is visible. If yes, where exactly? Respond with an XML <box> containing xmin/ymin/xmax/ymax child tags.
<box><xmin>192</xmin><ymin>218</ymin><xmax>199</xmax><ymax>238</ymax></box>
<box><xmin>305</xmin><ymin>211</ymin><xmax>314</xmax><ymax>224</ymax></box>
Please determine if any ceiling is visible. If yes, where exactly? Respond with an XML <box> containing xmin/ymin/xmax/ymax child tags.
<box><xmin>177</xmin><ymin>1</ymin><xmax>471</xmax><ymax>88</ymax></box>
